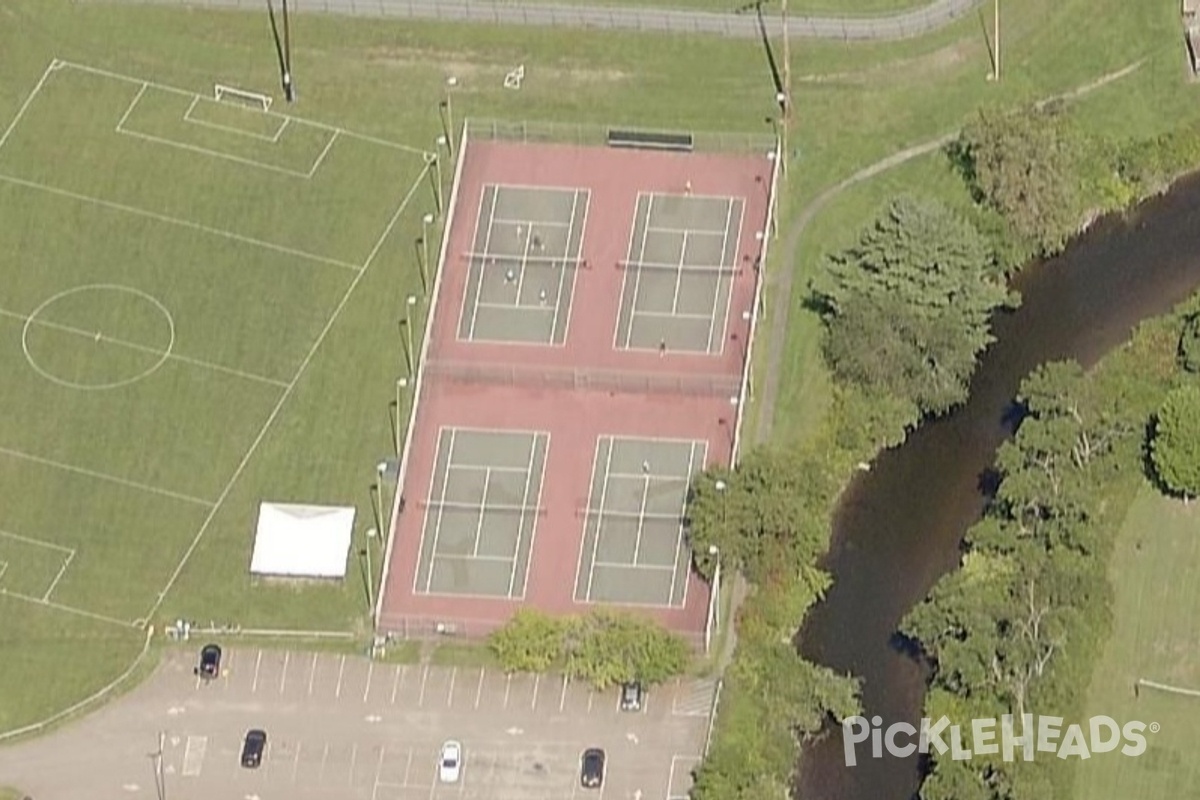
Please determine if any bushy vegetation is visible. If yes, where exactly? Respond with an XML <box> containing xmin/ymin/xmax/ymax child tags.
<box><xmin>1151</xmin><ymin>384</ymin><xmax>1200</xmax><ymax>500</ymax></box>
<box><xmin>487</xmin><ymin>608</ymin><xmax>691</xmax><ymax>688</ymax></box>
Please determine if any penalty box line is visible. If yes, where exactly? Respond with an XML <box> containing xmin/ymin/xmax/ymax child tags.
<box><xmin>144</xmin><ymin>160</ymin><xmax>431</xmax><ymax>622</ymax></box>
<box><xmin>0</xmin><ymin>529</ymin><xmax>76</xmax><ymax>603</ymax></box>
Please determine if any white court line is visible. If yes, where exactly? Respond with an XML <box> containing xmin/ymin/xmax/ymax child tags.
<box><xmin>465</xmin><ymin>186</ymin><xmax>500</xmax><ymax>340</ymax></box>
<box><xmin>670</xmin><ymin>231</ymin><xmax>689</xmax><ymax>315</ymax></box>
<box><xmin>420</xmin><ymin>428</ymin><xmax>459</xmax><ymax>594</ymax></box>
<box><xmin>364</xmin><ymin>661</ymin><xmax>374</xmax><ymax>703</ymax></box>
<box><xmin>418</xmin><ymin>665</ymin><xmax>430</xmax><ymax>707</ymax></box>
<box><xmin>474</xmin><ymin>300</ymin><xmax>556</xmax><ymax>312</ymax></box>
<box><xmin>645</xmin><ymin>225</ymin><xmax>727</xmax><ymax>237</ymax></box>
<box><xmin>251</xmin><ymin>650</ymin><xmax>263</xmax><ymax>693</ymax></box>
<box><xmin>279</xmin><ymin>651</ymin><xmax>290</xmax><ymax>694</ymax></box>
<box><xmin>555</xmin><ymin>189</ymin><xmax>590</xmax><ymax>349</ymax></box>
<box><xmin>711</xmin><ymin>198</ymin><xmax>746</xmax><ymax>356</ymax></box>
<box><xmin>512</xmin><ymin>217</ymin><xmax>535</xmax><ymax>307</ymax></box>
<box><xmin>582</xmin><ymin>438</ymin><xmax>616</xmax><ymax>602</ymax></box>
<box><xmin>630</xmin><ymin>310</ymin><xmax>714</xmax><ymax>321</ymax></box>
<box><xmin>474</xmin><ymin>668</ymin><xmax>485</xmax><ymax>708</ymax></box>
<box><xmin>705</xmin><ymin>198</ymin><xmax>737</xmax><ymax>353</ymax></box>
<box><xmin>632</xmin><ymin>473</ymin><xmax>652</xmax><ymax>564</ymax></box>
<box><xmin>469</xmin><ymin>468</ymin><xmax>493</xmax><ymax>557</ymax></box>
<box><xmin>448</xmin><ymin>463</ymin><xmax>528</xmax><ymax>475</ymax></box>
<box><xmin>447</xmin><ymin>667</ymin><xmax>457</xmax><ymax>707</ymax></box>
<box><xmin>0</xmin><ymin>444</ymin><xmax>214</xmax><ymax>507</ymax></box>
<box><xmin>0</xmin><ymin>173</ymin><xmax>361</xmax><ymax>273</ymax></box>
<box><xmin>491</xmin><ymin>215</ymin><xmax>571</xmax><ymax>228</ymax></box>
<box><xmin>308</xmin><ymin>652</ymin><xmax>319</xmax><ymax>695</ymax></box>
<box><xmin>549</xmin><ymin>190</ymin><xmax>581</xmax><ymax>344</ymax></box>
<box><xmin>619</xmin><ymin>194</ymin><xmax>654</xmax><ymax>350</ymax></box>
<box><xmin>593</xmin><ymin>560</ymin><xmax>674</xmax><ymax>571</ymax></box>
<box><xmin>0</xmin><ymin>59</ymin><xmax>60</xmax><ymax>157</ymax></box>
<box><xmin>143</xmin><ymin>158</ymin><xmax>430</xmax><ymax>622</ymax></box>
<box><xmin>336</xmin><ymin>654</ymin><xmax>347</xmax><ymax>698</ymax></box>
<box><xmin>0</xmin><ymin>308</ymin><xmax>290</xmax><ymax>388</ymax></box>
<box><xmin>668</xmin><ymin>442</ymin><xmax>704</xmax><ymax>607</ymax></box>
<box><xmin>572</xmin><ymin>437</ymin><xmax>606</xmax><ymax>603</ymax></box>
<box><xmin>508</xmin><ymin>433</ymin><xmax>540</xmax><ymax>599</ymax></box>
<box><xmin>390</xmin><ymin>664</ymin><xmax>405</xmax><ymax>704</ymax></box>
<box><xmin>58</xmin><ymin>60</ymin><xmax>428</xmax><ymax>156</ymax></box>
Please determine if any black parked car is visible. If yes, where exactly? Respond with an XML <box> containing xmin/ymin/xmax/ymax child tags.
<box><xmin>580</xmin><ymin>748</ymin><xmax>605</xmax><ymax>789</ymax></box>
<box><xmin>619</xmin><ymin>681</ymin><xmax>643</xmax><ymax>712</ymax></box>
<box><xmin>197</xmin><ymin>643</ymin><xmax>222</xmax><ymax>679</ymax></box>
<box><xmin>241</xmin><ymin>729</ymin><xmax>267</xmax><ymax>768</ymax></box>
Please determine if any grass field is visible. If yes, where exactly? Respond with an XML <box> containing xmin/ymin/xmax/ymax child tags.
<box><xmin>1074</xmin><ymin>487</ymin><xmax>1200</xmax><ymax>797</ymax></box>
<box><xmin>0</xmin><ymin>0</ymin><xmax>1195</xmax><ymax>736</ymax></box>
<box><xmin>508</xmin><ymin>0</ymin><xmax>927</xmax><ymax>13</ymax></box>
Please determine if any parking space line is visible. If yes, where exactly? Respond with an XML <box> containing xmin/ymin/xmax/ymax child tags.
<box><xmin>371</xmin><ymin>745</ymin><xmax>386</xmax><ymax>800</ymax></box>
<box><xmin>418</xmin><ymin>664</ymin><xmax>430</xmax><ymax>707</ymax></box>
<box><xmin>279</xmin><ymin>651</ymin><xmax>290</xmax><ymax>694</ymax></box>
<box><xmin>503</xmin><ymin>673</ymin><xmax>512</xmax><ymax>708</ymax></box>
<box><xmin>364</xmin><ymin>661</ymin><xmax>375</xmax><ymax>703</ymax></box>
<box><xmin>587</xmin><ymin>689</ymin><xmax>594</xmax><ymax>713</ymax></box>
<box><xmin>474</xmin><ymin>668</ymin><xmax>485</xmax><ymax>709</ymax></box>
<box><xmin>336</xmin><ymin>654</ymin><xmax>347</xmax><ymax>698</ymax></box>
<box><xmin>292</xmin><ymin>741</ymin><xmax>302</xmax><ymax>782</ymax></box>
<box><xmin>403</xmin><ymin>749</ymin><xmax>413</xmax><ymax>785</ymax></box>
<box><xmin>348</xmin><ymin>743</ymin><xmax>358</xmax><ymax>786</ymax></box>
<box><xmin>251</xmin><ymin>649</ymin><xmax>263</xmax><ymax>693</ymax></box>
<box><xmin>391</xmin><ymin>664</ymin><xmax>405</xmax><ymax>704</ymax></box>
<box><xmin>318</xmin><ymin>742</ymin><xmax>330</xmax><ymax>782</ymax></box>
<box><xmin>308</xmin><ymin>653</ymin><xmax>319</xmax><ymax>695</ymax></box>
<box><xmin>532</xmin><ymin>674</ymin><xmax>540</xmax><ymax>709</ymax></box>
<box><xmin>446</xmin><ymin>667</ymin><xmax>457</xmax><ymax>707</ymax></box>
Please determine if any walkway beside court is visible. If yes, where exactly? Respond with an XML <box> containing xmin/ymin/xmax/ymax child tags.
<box><xmin>86</xmin><ymin>0</ymin><xmax>985</xmax><ymax>41</ymax></box>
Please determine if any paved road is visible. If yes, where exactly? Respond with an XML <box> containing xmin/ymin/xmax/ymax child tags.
<box><xmin>0</xmin><ymin>646</ymin><xmax>715</xmax><ymax>799</ymax></box>
<box><xmin>108</xmin><ymin>0</ymin><xmax>985</xmax><ymax>40</ymax></box>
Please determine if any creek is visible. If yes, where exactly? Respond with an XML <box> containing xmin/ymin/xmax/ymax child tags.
<box><xmin>795</xmin><ymin>173</ymin><xmax>1200</xmax><ymax>800</ymax></box>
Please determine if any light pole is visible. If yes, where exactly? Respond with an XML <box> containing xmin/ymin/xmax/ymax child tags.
<box><xmin>704</xmin><ymin>482</ymin><xmax>727</xmax><ymax>654</ymax></box>
<box><xmin>421</xmin><ymin>212</ymin><xmax>435</xmax><ymax>294</ymax></box>
<box><xmin>775</xmin><ymin>91</ymin><xmax>788</xmax><ymax>177</ymax></box>
<box><xmin>394</xmin><ymin>376</ymin><xmax>409</xmax><ymax>454</ymax></box>
<box><xmin>404</xmin><ymin>294</ymin><xmax>418</xmax><ymax>375</ymax></box>
<box><xmin>428</xmin><ymin>147</ymin><xmax>444</xmax><ymax>217</ymax></box>
<box><xmin>364</xmin><ymin>527</ymin><xmax>376</xmax><ymax>609</ymax></box>
<box><xmin>440</xmin><ymin>76</ymin><xmax>458</xmax><ymax>158</ymax></box>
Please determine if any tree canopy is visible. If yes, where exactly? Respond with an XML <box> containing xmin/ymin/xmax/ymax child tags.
<box><xmin>1151</xmin><ymin>384</ymin><xmax>1200</xmax><ymax>499</ymax></box>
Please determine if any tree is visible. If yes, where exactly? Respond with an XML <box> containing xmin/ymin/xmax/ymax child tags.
<box><xmin>562</xmin><ymin>610</ymin><xmax>690</xmax><ymax>688</ymax></box>
<box><xmin>1151</xmin><ymin>384</ymin><xmax>1200</xmax><ymax>499</ymax></box>
<box><xmin>957</xmin><ymin>105</ymin><xmax>1084</xmax><ymax>254</ymax></box>
<box><xmin>816</xmin><ymin>195</ymin><xmax>1013</xmax><ymax>418</ymax></box>
<box><xmin>1180</xmin><ymin>314</ymin><xmax>1200</xmax><ymax>373</ymax></box>
<box><xmin>488</xmin><ymin>609</ymin><xmax>566</xmax><ymax>672</ymax></box>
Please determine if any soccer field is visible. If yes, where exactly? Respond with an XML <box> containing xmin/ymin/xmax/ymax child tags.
<box><xmin>0</xmin><ymin>59</ymin><xmax>430</xmax><ymax>658</ymax></box>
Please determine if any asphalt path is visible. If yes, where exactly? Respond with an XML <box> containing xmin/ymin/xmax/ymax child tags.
<box><xmin>107</xmin><ymin>0</ymin><xmax>985</xmax><ymax>40</ymax></box>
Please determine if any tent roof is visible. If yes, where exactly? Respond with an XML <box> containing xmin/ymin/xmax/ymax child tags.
<box><xmin>250</xmin><ymin>502</ymin><xmax>356</xmax><ymax>579</ymax></box>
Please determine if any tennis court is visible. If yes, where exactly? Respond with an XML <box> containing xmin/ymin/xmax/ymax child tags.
<box><xmin>457</xmin><ymin>183</ymin><xmax>589</xmax><ymax>345</ymax></box>
<box><xmin>413</xmin><ymin>427</ymin><xmax>549</xmax><ymax>599</ymax></box>
<box><xmin>573</xmin><ymin>436</ymin><xmax>705</xmax><ymax>608</ymax></box>
<box><xmin>615</xmin><ymin>192</ymin><xmax>745</xmax><ymax>355</ymax></box>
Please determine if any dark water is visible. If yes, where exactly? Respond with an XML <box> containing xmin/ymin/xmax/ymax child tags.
<box><xmin>795</xmin><ymin>172</ymin><xmax>1200</xmax><ymax>800</ymax></box>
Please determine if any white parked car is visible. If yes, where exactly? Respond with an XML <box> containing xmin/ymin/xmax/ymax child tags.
<box><xmin>439</xmin><ymin>740</ymin><xmax>462</xmax><ymax>783</ymax></box>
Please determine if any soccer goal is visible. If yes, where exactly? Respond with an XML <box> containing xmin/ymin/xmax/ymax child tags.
<box><xmin>214</xmin><ymin>84</ymin><xmax>273</xmax><ymax>112</ymax></box>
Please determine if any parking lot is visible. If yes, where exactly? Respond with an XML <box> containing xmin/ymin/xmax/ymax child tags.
<box><xmin>0</xmin><ymin>646</ymin><xmax>715</xmax><ymax>800</ymax></box>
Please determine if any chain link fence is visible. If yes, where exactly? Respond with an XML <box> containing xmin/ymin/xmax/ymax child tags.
<box><xmin>465</xmin><ymin>117</ymin><xmax>775</xmax><ymax>156</ymax></box>
<box><xmin>84</xmin><ymin>0</ymin><xmax>984</xmax><ymax>41</ymax></box>
<box><xmin>425</xmin><ymin>358</ymin><xmax>743</xmax><ymax>398</ymax></box>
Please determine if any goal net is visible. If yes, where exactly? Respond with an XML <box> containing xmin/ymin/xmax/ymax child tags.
<box><xmin>214</xmin><ymin>84</ymin><xmax>273</xmax><ymax>112</ymax></box>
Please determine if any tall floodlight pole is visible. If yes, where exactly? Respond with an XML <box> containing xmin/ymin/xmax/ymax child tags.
<box><xmin>994</xmin><ymin>0</ymin><xmax>1001</xmax><ymax>81</ymax></box>
<box><xmin>364</xmin><ymin>527</ymin><xmax>375</xmax><ymax>609</ymax></box>
<box><xmin>404</xmin><ymin>294</ymin><xmax>418</xmax><ymax>375</ymax></box>
<box><xmin>780</xmin><ymin>0</ymin><xmax>791</xmax><ymax>171</ymax></box>
<box><xmin>281</xmin><ymin>0</ymin><xmax>294</xmax><ymax>102</ymax></box>
<box><xmin>421</xmin><ymin>212</ymin><xmax>435</xmax><ymax>294</ymax></box>
<box><xmin>428</xmin><ymin>149</ymin><xmax>444</xmax><ymax>216</ymax></box>
<box><xmin>440</xmin><ymin>76</ymin><xmax>458</xmax><ymax>159</ymax></box>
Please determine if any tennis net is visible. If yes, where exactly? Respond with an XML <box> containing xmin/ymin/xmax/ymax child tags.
<box><xmin>616</xmin><ymin>259</ymin><xmax>741</xmax><ymax>276</ymax></box>
<box><xmin>425</xmin><ymin>359</ymin><xmax>740</xmax><ymax>398</ymax></box>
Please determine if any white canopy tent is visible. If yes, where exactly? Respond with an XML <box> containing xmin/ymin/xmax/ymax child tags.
<box><xmin>250</xmin><ymin>502</ymin><xmax>356</xmax><ymax>579</ymax></box>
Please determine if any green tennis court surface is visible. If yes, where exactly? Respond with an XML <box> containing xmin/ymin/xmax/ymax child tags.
<box><xmin>413</xmin><ymin>427</ymin><xmax>549</xmax><ymax>599</ymax></box>
<box><xmin>573</xmin><ymin>436</ymin><xmax>705</xmax><ymax>607</ymax></box>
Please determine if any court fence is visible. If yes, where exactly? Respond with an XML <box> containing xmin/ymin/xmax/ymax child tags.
<box><xmin>376</xmin><ymin>612</ymin><xmax>706</xmax><ymax>651</ymax></box>
<box><xmin>465</xmin><ymin>118</ymin><xmax>776</xmax><ymax>157</ymax></box>
<box><xmin>425</xmin><ymin>358</ymin><xmax>741</xmax><ymax>398</ymax></box>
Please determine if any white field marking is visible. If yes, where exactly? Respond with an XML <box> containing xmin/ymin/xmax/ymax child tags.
<box><xmin>363</xmin><ymin>661</ymin><xmax>374</xmax><ymax>703</ymax></box>
<box><xmin>143</xmin><ymin>162</ymin><xmax>429</xmax><ymax>620</ymax></box>
<box><xmin>251</xmin><ymin>650</ymin><xmax>263</xmax><ymax>693</ymax></box>
<box><xmin>503</xmin><ymin>673</ymin><xmax>512</xmax><ymax>708</ymax></box>
<box><xmin>0</xmin><ymin>561</ymin><xmax>8</xmax><ymax>584</ymax></box>
<box><xmin>371</xmin><ymin>745</ymin><xmax>387</xmax><ymax>800</ymax></box>
<box><xmin>446</xmin><ymin>667</ymin><xmax>457</xmax><ymax>707</ymax></box>
<box><xmin>583</xmin><ymin>438</ymin><xmax>616</xmax><ymax>602</ymax></box>
<box><xmin>0</xmin><ymin>173</ymin><xmax>361</xmax><ymax>273</ymax></box>
<box><xmin>559</xmin><ymin>674</ymin><xmax>569</xmax><ymax>712</ymax></box>
<box><xmin>669</xmin><ymin>441</ymin><xmax>705</xmax><ymax>608</ymax></box>
<box><xmin>279</xmin><ymin>651</ymin><xmax>290</xmax><ymax>694</ymax></box>
<box><xmin>417</xmin><ymin>664</ymin><xmax>429</xmax><ymax>707</ymax></box>
<box><xmin>307</xmin><ymin>130</ymin><xmax>340</xmax><ymax>177</ymax></box>
<box><xmin>390</xmin><ymin>664</ymin><xmax>404</xmax><ymax>704</ymax></box>
<box><xmin>473</xmin><ymin>668</ymin><xmax>485</xmax><ymax>708</ymax></box>
<box><xmin>420</xmin><ymin>428</ymin><xmax>458</xmax><ymax>594</ymax></box>
<box><xmin>57</xmin><ymin>60</ymin><xmax>428</xmax><ymax>156</ymax></box>
<box><xmin>0</xmin><ymin>307</ymin><xmax>289</xmax><ymax>388</ymax></box>
<box><xmin>308</xmin><ymin>652</ymin><xmax>319</xmax><ymax>695</ymax></box>
<box><xmin>335</xmin><ymin>654</ymin><xmax>347</xmax><ymax>698</ymax></box>
<box><xmin>42</xmin><ymin>548</ymin><xmax>76</xmax><ymax>602</ymax></box>
<box><xmin>0</xmin><ymin>444</ymin><xmax>214</xmax><ymax>507</ymax></box>
<box><xmin>0</xmin><ymin>528</ymin><xmax>73</xmax><ymax>553</ymax></box>
<box><xmin>183</xmin><ymin>97</ymin><xmax>290</xmax><ymax>143</ymax></box>
<box><xmin>119</xmin><ymin>123</ymin><xmax>327</xmax><ymax>179</ymax></box>
<box><xmin>508</xmin><ymin>433</ymin><xmax>539</xmax><ymax>599</ymax></box>
<box><xmin>114</xmin><ymin>83</ymin><xmax>148</xmax><ymax>133</ymax></box>
<box><xmin>0</xmin><ymin>60</ymin><xmax>60</xmax><ymax>158</ymax></box>
<box><xmin>531</xmin><ymin>674</ymin><xmax>540</xmax><ymax>709</ymax></box>
<box><xmin>0</xmin><ymin>580</ymin><xmax>85</xmax><ymax>623</ymax></box>
<box><xmin>348</xmin><ymin>744</ymin><xmax>358</xmax><ymax>787</ymax></box>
